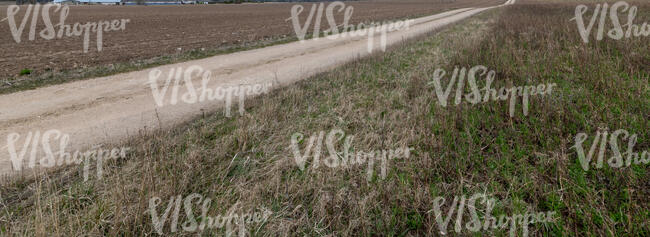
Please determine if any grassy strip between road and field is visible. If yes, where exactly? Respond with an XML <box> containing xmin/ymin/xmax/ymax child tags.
<box><xmin>1</xmin><ymin>1</ymin><xmax>649</xmax><ymax>236</ymax></box>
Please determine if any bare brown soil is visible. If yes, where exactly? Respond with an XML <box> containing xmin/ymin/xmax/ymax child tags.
<box><xmin>0</xmin><ymin>0</ymin><xmax>503</xmax><ymax>79</ymax></box>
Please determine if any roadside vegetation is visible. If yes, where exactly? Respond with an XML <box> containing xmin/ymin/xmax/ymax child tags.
<box><xmin>1</xmin><ymin>0</ymin><xmax>648</xmax><ymax>236</ymax></box>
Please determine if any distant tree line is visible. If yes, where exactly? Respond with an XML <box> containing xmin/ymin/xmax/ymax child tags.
<box><xmin>15</xmin><ymin>0</ymin><xmax>51</xmax><ymax>4</ymax></box>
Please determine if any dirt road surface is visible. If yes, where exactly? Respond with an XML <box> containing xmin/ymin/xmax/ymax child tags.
<box><xmin>0</xmin><ymin>0</ymin><xmax>515</xmax><ymax>177</ymax></box>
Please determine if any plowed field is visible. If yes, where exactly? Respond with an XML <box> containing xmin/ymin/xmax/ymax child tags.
<box><xmin>0</xmin><ymin>0</ymin><xmax>503</xmax><ymax>79</ymax></box>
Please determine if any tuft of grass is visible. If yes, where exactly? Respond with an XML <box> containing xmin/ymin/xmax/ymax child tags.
<box><xmin>18</xmin><ymin>69</ymin><xmax>31</xmax><ymax>76</ymax></box>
